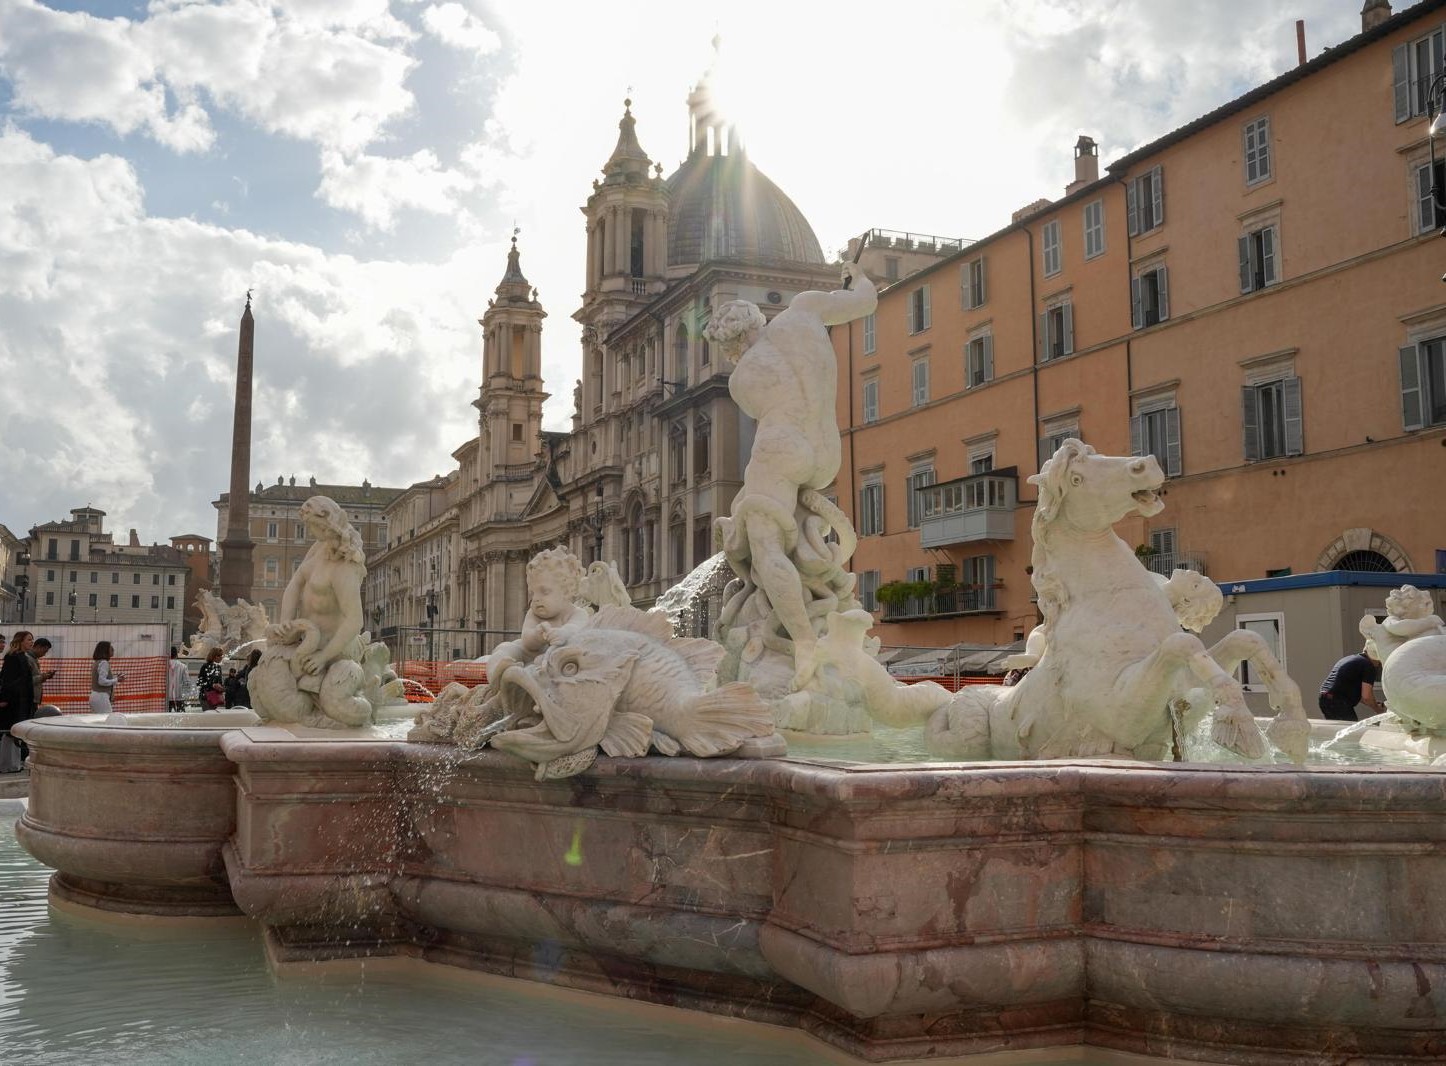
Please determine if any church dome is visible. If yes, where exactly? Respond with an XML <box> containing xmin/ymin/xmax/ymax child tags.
<box><xmin>664</xmin><ymin>151</ymin><xmax>825</xmax><ymax>268</ymax></box>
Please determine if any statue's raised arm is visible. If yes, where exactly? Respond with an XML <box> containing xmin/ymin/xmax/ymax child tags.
<box><xmin>787</xmin><ymin>261</ymin><xmax>877</xmax><ymax>325</ymax></box>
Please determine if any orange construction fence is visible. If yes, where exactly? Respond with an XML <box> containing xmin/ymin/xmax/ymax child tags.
<box><xmin>36</xmin><ymin>656</ymin><xmax>170</xmax><ymax>714</ymax></box>
<box><xmin>895</xmin><ymin>675</ymin><xmax>1001</xmax><ymax>693</ymax></box>
<box><xmin>396</xmin><ymin>660</ymin><xmax>488</xmax><ymax>702</ymax></box>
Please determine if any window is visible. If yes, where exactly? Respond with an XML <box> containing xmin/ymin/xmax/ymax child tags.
<box><xmin>1394</xmin><ymin>24</ymin><xmax>1446</xmax><ymax>122</ymax></box>
<box><xmin>167</xmin><ymin>574</ymin><xmax>176</xmax><ymax>585</ymax></box>
<box><xmin>966</xmin><ymin>333</ymin><xmax>994</xmax><ymax>388</ymax></box>
<box><xmin>69</xmin><ymin>571</ymin><xmax>76</xmax><ymax>583</ymax></box>
<box><xmin>1148</xmin><ymin>528</ymin><xmax>1177</xmax><ymax>573</ymax></box>
<box><xmin>1400</xmin><ymin>336</ymin><xmax>1446</xmax><ymax>429</ymax></box>
<box><xmin>862</xmin><ymin>313</ymin><xmax>876</xmax><ymax>355</ymax></box>
<box><xmin>673</xmin><ymin>324</ymin><xmax>689</xmax><ymax>387</ymax></box>
<box><xmin>85</xmin><ymin>593</ymin><xmax>96</xmax><ymax>608</ymax></box>
<box><xmin>45</xmin><ymin>569</ymin><xmax>54</xmax><ymax>582</ymax></box>
<box><xmin>1126</xmin><ymin>166</ymin><xmax>1164</xmax><ymax>235</ymax></box>
<box><xmin>858</xmin><ymin>480</ymin><xmax>884</xmax><ymax>537</ymax></box>
<box><xmin>111</xmin><ymin>572</ymin><xmax>118</xmax><ymax>583</ymax></box>
<box><xmin>862</xmin><ymin>378</ymin><xmax>879</xmax><ymax>424</ymax></box>
<box><xmin>1242</xmin><ymin>377</ymin><xmax>1303</xmax><ymax>460</ymax></box>
<box><xmin>858</xmin><ymin>570</ymin><xmax>881</xmax><ymax>612</ymax></box>
<box><xmin>1235</xmin><ymin>613</ymin><xmax>1285</xmax><ymax>691</ymax></box>
<box><xmin>962</xmin><ymin>555</ymin><xmax>997</xmax><ymax>611</ymax></box>
<box><xmin>150</xmin><ymin>595</ymin><xmax>160</xmax><ymax>609</ymax></box>
<box><xmin>1238</xmin><ymin>226</ymin><xmax>1278</xmax><ymax>292</ymax></box>
<box><xmin>911</xmin><ymin>358</ymin><xmax>930</xmax><ymax>406</ymax></box>
<box><xmin>1042</xmin><ymin>219</ymin><xmax>1062</xmax><ymax>276</ymax></box>
<box><xmin>1416</xmin><ymin>158</ymin><xmax>1445</xmax><ymax>234</ymax></box>
<box><xmin>906</xmin><ymin>284</ymin><xmax>931</xmax><ymax>334</ymax></box>
<box><xmin>265</xmin><ymin>558</ymin><xmax>279</xmax><ymax>578</ymax></box>
<box><xmin>131</xmin><ymin>595</ymin><xmax>140</xmax><ymax>608</ymax></box>
<box><xmin>669</xmin><ymin>421</ymin><xmax>686</xmax><ymax>483</ymax></box>
<box><xmin>511</xmin><ymin>423</ymin><xmax>523</xmax><ymax>442</ymax></box>
<box><xmin>1083</xmin><ymin>200</ymin><xmax>1105</xmax><ymax>259</ymax></box>
<box><xmin>906</xmin><ymin>466</ymin><xmax>937</xmax><ymax>528</ymax></box>
<box><xmin>970</xmin><ymin>451</ymin><xmax>995</xmax><ymax>475</ymax></box>
<box><xmin>267</xmin><ymin>521</ymin><xmax>278</xmax><ymax>540</ymax></box>
<box><xmin>46</xmin><ymin>538</ymin><xmax>57</xmax><ymax>560</ymax></box>
<box><xmin>1131</xmin><ymin>404</ymin><xmax>1182</xmax><ymax>477</ymax></box>
<box><xmin>693</xmin><ymin>416</ymin><xmax>711</xmax><ymax>480</ymax></box>
<box><xmin>1243</xmin><ymin>116</ymin><xmax>1271</xmax><ymax>184</ymax></box>
<box><xmin>1039</xmin><ymin>302</ymin><xmax>1074</xmax><ymax>362</ymax></box>
<box><xmin>133</xmin><ymin>573</ymin><xmax>140</xmax><ymax>584</ymax></box>
<box><xmin>693</xmin><ymin>516</ymin><xmax>711</xmax><ymax>569</ymax></box>
<box><xmin>963</xmin><ymin>256</ymin><xmax>987</xmax><ymax>309</ymax></box>
<box><xmin>90</xmin><ymin>571</ymin><xmax>98</xmax><ymax>583</ymax></box>
<box><xmin>884</xmin><ymin>257</ymin><xmax>900</xmax><ymax>281</ymax></box>
<box><xmin>296</xmin><ymin>523</ymin><xmax>305</xmax><ymax>539</ymax></box>
<box><xmin>1039</xmin><ymin>426</ymin><xmax>1081</xmax><ymax>469</ymax></box>
<box><xmin>152</xmin><ymin>573</ymin><xmax>160</xmax><ymax>585</ymax></box>
<box><xmin>1131</xmin><ymin>264</ymin><xmax>1170</xmax><ymax>328</ymax></box>
<box><xmin>69</xmin><ymin>539</ymin><xmax>80</xmax><ymax>561</ymax></box>
<box><xmin>45</xmin><ymin>591</ymin><xmax>54</xmax><ymax>606</ymax></box>
<box><xmin>166</xmin><ymin>596</ymin><xmax>175</xmax><ymax>609</ymax></box>
<box><xmin>109</xmin><ymin>594</ymin><xmax>118</xmax><ymax>608</ymax></box>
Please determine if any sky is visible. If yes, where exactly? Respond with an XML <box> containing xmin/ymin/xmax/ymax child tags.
<box><xmin>0</xmin><ymin>0</ymin><xmax>1365</xmax><ymax>544</ymax></box>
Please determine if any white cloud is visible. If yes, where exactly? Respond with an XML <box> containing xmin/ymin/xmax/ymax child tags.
<box><xmin>316</xmin><ymin>147</ymin><xmax>478</xmax><ymax>229</ymax></box>
<box><xmin>421</xmin><ymin>2</ymin><xmax>500</xmax><ymax>55</ymax></box>
<box><xmin>0</xmin><ymin>125</ymin><xmax>494</xmax><ymax>538</ymax></box>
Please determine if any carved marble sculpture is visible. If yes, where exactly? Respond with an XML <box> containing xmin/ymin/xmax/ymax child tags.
<box><xmin>579</xmin><ymin>560</ymin><xmax>631</xmax><ymax>609</ymax></box>
<box><xmin>922</xmin><ymin>440</ymin><xmax>1310</xmax><ymax>763</ymax></box>
<box><xmin>412</xmin><ymin>598</ymin><xmax>777</xmax><ymax>780</ymax></box>
<box><xmin>248</xmin><ymin>496</ymin><xmax>407</xmax><ymax>729</ymax></box>
<box><xmin>1360</xmin><ymin>585</ymin><xmax>1446</xmax><ymax>733</ymax></box>
<box><xmin>182</xmin><ymin>589</ymin><xmax>269</xmax><ymax>657</ymax></box>
<box><xmin>707</xmin><ymin>261</ymin><xmax>875</xmax><ymax>699</ymax></box>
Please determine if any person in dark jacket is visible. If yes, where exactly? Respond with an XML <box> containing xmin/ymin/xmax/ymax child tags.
<box><xmin>1318</xmin><ymin>645</ymin><xmax>1383</xmax><ymax>721</ymax></box>
<box><xmin>235</xmin><ymin>648</ymin><xmax>262</xmax><ymax>708</ymax></box>
<box><xmin>0</xmin><ymin>632</ymin><xmax>39</xmax><ymax>771</ymax></box>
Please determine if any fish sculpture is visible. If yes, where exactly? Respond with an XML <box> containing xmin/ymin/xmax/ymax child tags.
<box><xmin>489</xmin><ymin>605</ymin><xmax>775</xmax><ymax>779</ymax></box>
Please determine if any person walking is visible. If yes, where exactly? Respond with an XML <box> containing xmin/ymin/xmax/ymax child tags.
<box><xmin>88</xmin><ymin>641</ymin><xmax>123</xmax><ymax>715</ymax></box>
<box><xmin>167</xmin><ymin>646</ymin><xmax>189</xmax><ymax>712</ymax></box>
<box><xmin>235</xmin><ymin>648</ymin><xmax>261</xmax><ymax>708</ymax></box>
<box><xmin>197</xmin><ymin>647</ymin><xmax>225</xmax><ymax>710</ymax></box>
<box><xmin>0</xmin><ymin>632</ymin><xmax>38</xmax><ymax>772</ymax></box>
<box><xmin>1318</xmin><ymin>645</ymin><xmax>1383</xmax><ymax>721</ymax></box>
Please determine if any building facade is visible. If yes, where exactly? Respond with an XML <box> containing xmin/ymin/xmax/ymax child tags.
<box><xmin>836</xmin><ymin>0</ymin><xmax>1446</xmax><ymax>650</ymax></box>
<box><xmin>368</xmin><ymin>59</ymin><xmax>840</xmax><ymax>654</ymax></box>
<box><xmin>214</xmin><ymin>477</ymin><xmax>404</xmax><ymax>621</ymax></box>
<box><xmin>19</xmin><ymin>508</ymin><xmax>189</xmax><ymax>643</ymax></box>
<box><xmin>168</xmin><ymin>533</ymin><xmax>215</xmax><ymax>641</ymax></box>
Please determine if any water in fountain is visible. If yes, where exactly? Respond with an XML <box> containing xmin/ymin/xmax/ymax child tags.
<box><xmin>651</xmin><ymin>550</ymin><xmax>734</xmax><ymax>637</ymax></box>
<box><xmin>398</xmin><ymin>677</ymin><xmax>437</xmax><ymax>702</ymax></box>
<box><xmin>1317</xmin><ymin>711</ymin><xmax>1394</xmax><ymax>751</ymax></box>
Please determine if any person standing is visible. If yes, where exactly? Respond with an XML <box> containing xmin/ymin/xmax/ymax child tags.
<box><xmin>235</xmin><ymin>648</ymin><xmax>261</xmax><ymax>708</ymax></box>
<box><xmin>167</xmin><ymin>647</ymin><xmax>189</xmax><ymax>712</ymax></box>
<box><xmin>1318</xmin><ymin>645</ymin><xmax>1383</xmax><ymax>721</ymax></box>
<box><xmin>88</xmin><ymin>641</ymin><xmax>123</xmax><ymax>715</ymax></box>
<box><xmin>197</xmin><ymin>647</ymin><xmax>225</xmax><ymax>709</ymax></box>
<box><xmin>0</xmin><ymin>632</ymin><xmax>38</xmax><ymax>772</ymax></box>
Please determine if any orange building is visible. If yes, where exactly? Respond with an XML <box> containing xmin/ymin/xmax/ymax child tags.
<box><xmin>836</xmin><ymin>0</ymin><xmax>1446</xmax><ymax>650</ymax></box>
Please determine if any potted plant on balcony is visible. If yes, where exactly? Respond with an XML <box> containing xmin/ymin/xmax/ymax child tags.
<box><xmin>876</xmin><ymin>579</ymin><xmax>933</xmax><ymax>615</ymax></box>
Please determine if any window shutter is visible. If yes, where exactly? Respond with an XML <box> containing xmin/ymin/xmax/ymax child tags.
<box><xmin>1129</xmin><ymin>413</ymin><xmax>1143</xmax><ymax>457</ymax></box>
<box><xmin>1062</xmin><ymin>303</ymin><xmax>1075</xmax><ymax>355</ymax></box>
<box><xmin>1150</xmin><ymin>166</ymin><xmax>1164</xmax><ymax>227</ymax></box>
<box><xmin>1157</xmin><ymin>266</ymin><xmax>1170</xmax><ymax>320</ymax></box>
<box><xmin>1038</xmin><ymin>312</ymin><xmax>1048</xmax><ymax>362</ymax></box>
<box><xmin>1419</xmin><ymin>164</ymin><xmax>1435</xmax><ymax>233</ymax></box>
<box><xmin>1126</xmin><ymin>180</ymin><xmax>1139</xmax><ymax>236</ymax></box>
<box><xmin>1394</xmin><ymin>43</ymin><xmax>1411</xmax><ymax>122</ymax></box>
<box><xmin>1282</xmin><ymin>375</ymin><xmax>1303</xmax><ymax>456</ymax></box>
<box><xmin>1400</xmin><ymin>344</ymin><xmax>1425</xmax><ymax>430</ymax></box>
<box><xmin>1038</xmin><ymin>436</ymin><xmax>1052</xmax><ymax>471</ymax></box>
<box><xmin>906</xmin><ymin>296</ymin><xmax>916</xmax><ymax>334</ymax></box>
<box><xmin>961</xmin><ymin>264</ymin><xmax>970</xmax><ymax>309</ymax></box>
<box><xmin>1131</xmin><ymin>276</ymin><xmax>1143</xmax><ymax>329</ymax></box>
<box><xmin>878</xmin><ymin>483</ymin><xmax>885</xmax><ymax>534</ymax></box>
<box><xmin>1238</xmin><ymin>236</ymin><xmax>1252</xmax><ymax>293</ymax></box>
<box><xmin>1242</xmin><ymin>386</ymin><xmax>1261</xmax><ymax>461</ymax></box>
<box><xmin>1164</xmin><ymin>405</ymin><xmax>1182</xmax><ymax>477</ymax></box>
<box><xmin>983</xmin><ymin>334</ymin><xmax>994</xmax><ymax>381</ymax></box>
<box><xmin>922</xmin><ymin>285</ymin><xmax>932</xmax><ymax>329</ymax></box>
<box><xmin>979</xmin><ymin>257</ymin><xmax>987</xmax><ymax>304</ymax></box>
<box><xmin>1261</xmin><ymin>227</ymin><xmax>1276</xmax><ymax>286</ymax></box>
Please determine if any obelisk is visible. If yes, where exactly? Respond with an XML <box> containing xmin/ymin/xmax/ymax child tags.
<box><xmin>218</xmin><ymin>293</ymin><xmax>256</xmax><ymax>601</ymax></box>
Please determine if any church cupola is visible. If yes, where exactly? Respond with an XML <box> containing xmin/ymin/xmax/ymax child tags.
<box><xmin>602</xmin><ymin>100</ymin><xmax>653</xmax><ymax>185</ymax></box>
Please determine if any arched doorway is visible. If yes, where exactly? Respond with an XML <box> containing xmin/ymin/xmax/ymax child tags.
<box><xmin>1332</xmin><ymin>550</ymin><xmax>1397</xmax><ymax>573</ymax></box>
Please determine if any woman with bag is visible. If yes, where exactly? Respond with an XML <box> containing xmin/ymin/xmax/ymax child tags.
<box><xmin>0</xmin><ymin>632</ymin><xmax>39</xmax><ymax>772</ymax></box>
<box><xmin>88</xmin><ymin>641</ymin><xmax>124</xmax><ymax>715</ymax></box>
<box><xmin>197</xmin><ymin>647</ymin><xmax>226</xmax><ymax>710</ymax></box>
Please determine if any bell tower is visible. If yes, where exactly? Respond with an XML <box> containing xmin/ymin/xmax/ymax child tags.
<box><xmin>476</xmin><ymin>235</ymin><xmax>547</xmax><ymax>472</ymax></box>
<box><xmin>575</xmin><ymin>98</ymin><xmax>669</xmax><ymax>430</ymax></box>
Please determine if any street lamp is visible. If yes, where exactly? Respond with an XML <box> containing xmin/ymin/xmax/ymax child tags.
<box><xmin>425</xmin><ymin>587</ymin><xmax>437</xmax><ymax>664</ymax></box>
<box><xmin>67</xmin><ymin>588</ymin><xmax>77</xmax><ymax>623</ymax></box>
<box><xmin>14</xmin><ymin>550</ymin><xmax>29</xmax><ymax>624</ymax></box>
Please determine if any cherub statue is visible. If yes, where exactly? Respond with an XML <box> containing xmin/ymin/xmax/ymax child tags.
<box><xmin>483</xmin><ymin>547</ymin><xmax>589</xmax><ymax>703</ymax></box>
<box><xmin>1360</xmin><ymin>585</ymin><xmax>1446</xmax><ymax>732</ymax></box>
<box><xmin>1360</xmin><ymin>585</ymin><xmax>1446</xmax><ymax>663</ymax></box>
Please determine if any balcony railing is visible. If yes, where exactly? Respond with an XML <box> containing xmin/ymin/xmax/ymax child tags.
<box><xmin>860</xmin><ymin>227</ymin><xmax>972</xmax><ymax>256</ymax></box>
<box><xmin>1143</xmin><ymin>550</ymin><xmax>1208</xmax><ymax>577</ymax></box>
<box><xmin>918</xmin><ymin>469</ymin><xmax>1018</xmax><ymax>549</ymax></box>
<box><xmin>882</xmin><ymin>586</ymin><xmax>999</xmax><ymax>621</ymax></box>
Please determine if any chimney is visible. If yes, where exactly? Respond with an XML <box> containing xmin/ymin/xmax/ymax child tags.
<box><xmin>1361</xmin><ymin>0</ymin><xmax>1391</xmax><ymax>33</ymax></box>
<box><xmin>1296</xmin><ymin>20</ymin><xmax>1307</xmax><ymax>66</ymax></box>
<box><xmin>128</xmin><ymin>528</ymin><xmax>141</xmax><ymax>547</ymax></box>
<box><xmin>1066</xmin><ymin>135</ymin><xmax>1099</xmax><ymax>194</ymax></box>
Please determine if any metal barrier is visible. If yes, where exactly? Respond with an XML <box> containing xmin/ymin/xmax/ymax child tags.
<box><xmin>34</xmin><ymin>656</ymin><xmax>170</xmax><ymax>714</ymax></box>
<box><xmin>394</xmin><ymin>660</ymin><xmax>488</xmax><ymax>702</ymax></box>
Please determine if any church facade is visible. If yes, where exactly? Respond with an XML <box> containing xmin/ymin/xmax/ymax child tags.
<box><xmin>364</xmin><ymin>65</ymin><xmax>837</xmax><ymax>656</ymax></box>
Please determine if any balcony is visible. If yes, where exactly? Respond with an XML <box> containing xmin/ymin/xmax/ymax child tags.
<box><xmin>882</xmin><ymin>585</ymin><xmax>999</xmax><ymax>621</ymax></box>
<box><xmin>918</xmin><ymin>469</ymin><xmax>1018</xmax><ymax>549</ymax></box>
<box><xmin>1143</xmin><ymin>550</ymin><xmax>1208</xmax><ymax>577</ymax></box>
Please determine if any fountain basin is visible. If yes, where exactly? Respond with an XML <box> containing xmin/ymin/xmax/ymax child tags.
<box><xmin>13</xmin><ymin>716</ymin><xmax>1446</xmax><ymax>1063</ymax></box>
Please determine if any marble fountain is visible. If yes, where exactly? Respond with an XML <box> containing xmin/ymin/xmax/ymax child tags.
<box><xmin>14</xmin><ymin>267</ymin><xmax>1446</xmax><ymax>1064</ymax></box>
